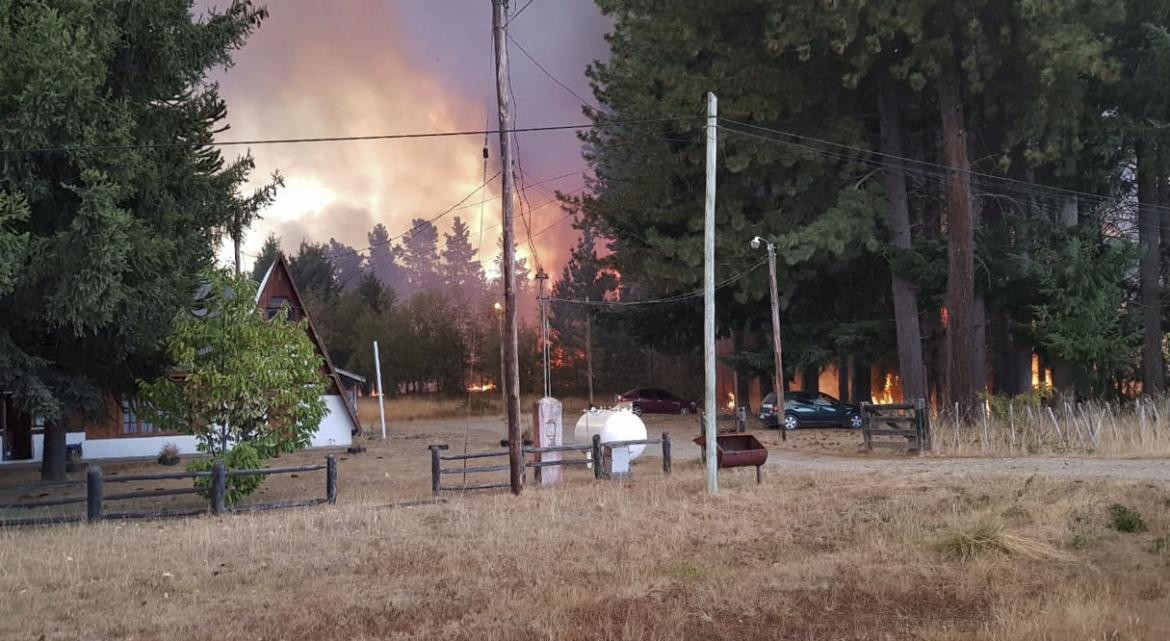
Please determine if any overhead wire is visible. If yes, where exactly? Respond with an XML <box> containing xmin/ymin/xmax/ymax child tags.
<box><xmin>550</xmin><ymin>257</ymin><xmax>769</xmax><ymax>307</ymax></box>
<box><xmin>0</xmin><ymin>117</ymin><xmax>701</xmax><ymax>157</ymax></box>
<box><xmin>717</xmin><ymin>118</ymin><xmax>1170</xmax><ymax>216</ymax></box>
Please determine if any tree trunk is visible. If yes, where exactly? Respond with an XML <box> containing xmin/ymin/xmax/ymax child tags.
<box><xmin>837</xmin><ymin>356</ymin><xmax>850</xmax><ymax>402</ymax></box>
<box><xmin>40</xmin><ymin>419</ymin><xmax>66</xmax><ymax>482</ymax></box>
<box><xmin>1137</xmin><ymin>138</ymin><xmax>1165</xmax><ymax>395</ymax></box>
<box><xmin>878</xmin><ymin>83</ymin><xmax>928</xmax><ymax>403</ymax></box>
<box><xmin>801</xmin><ymin>365</ymin><xmax>819</xmax><ymax>393</ymax></box>
<box><xmin>937</xmin><ymin>52</ymin><xmax>977</xmax><ymax>410</ymax></box>
<box><xmin>851</xmin><ymin>361</ymin><xmax>872</xmax><ymax>402</ymax></box>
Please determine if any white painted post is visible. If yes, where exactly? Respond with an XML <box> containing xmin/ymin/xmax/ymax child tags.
<box><xmin>703</xmin><ymin>91</ymin><xmax>719</xmax><ymax>495</ymax></box>
<box><xmin>373</xmin><ymin>341</ymin><xmax>387</xmax><ymax>440</ymax></box>
<box><xmin>533</xmin><ymin>397</ymin><xmax>563</xmax><ymax>485</ymax></box>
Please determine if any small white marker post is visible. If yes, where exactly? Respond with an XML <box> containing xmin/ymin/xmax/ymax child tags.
<box><xmin>373</xmin><ymin>340</ymin><xmax>387</xmax><ymax>440</ymax></box>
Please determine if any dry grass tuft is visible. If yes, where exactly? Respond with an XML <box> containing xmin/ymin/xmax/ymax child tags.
<box><xmin>936</xmin><ymin>518</ymin><xmax>1075</xmax><ymax>562</ymax></box>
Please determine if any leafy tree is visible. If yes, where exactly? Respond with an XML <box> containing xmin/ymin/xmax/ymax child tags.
<box><xmin>251</xmin><ymin>233</ymin><xmax>282</xmax><ymax>282</ymax></box>
<box><xmin>0</xmin><ymin>0</ymin><xmax>274</xmax><ymax>479</ymax></box>
<box><xmin>139</xmin><ymin>268</ymin><xmax>327</xmax><ymax>501</ymax></box>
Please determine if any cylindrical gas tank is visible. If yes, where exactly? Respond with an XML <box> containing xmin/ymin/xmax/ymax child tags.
<box><xmin>601</xmin><ymin>410</ymin><xmax>648</xmax><ymax>461</ymax></box>
<box><xmin>574</xmin><ymin>409</ymin><xmax>614</xmax><ymax>443</ymax></box>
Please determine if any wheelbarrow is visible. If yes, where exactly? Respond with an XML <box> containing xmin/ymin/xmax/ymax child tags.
<box><xmin>693</xmin><ymin>433</ymin><xmax>768</xmax><ymax>483</ymax></box>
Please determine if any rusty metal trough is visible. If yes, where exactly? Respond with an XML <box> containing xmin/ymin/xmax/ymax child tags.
<box><xmin>693</xmin><ymin>433</ymin><xmax>768</xmax><ymax>483</ymax></box>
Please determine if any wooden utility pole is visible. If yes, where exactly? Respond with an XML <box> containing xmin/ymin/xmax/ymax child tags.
<box><xmin>703</xmin><ymin>92</ymin><xmax>718</xmax><ymax>495</ymax></box>
<box><xmin>764</xmin><ymin>240</ymin><xmax>787</xmax><ymax>442</ymax></box>
<box><xmin>585</xmin><ymin>299</ymin><xmax>594</xmax><ymax>407</ymax></box>
<box><xmin>491</xmin><ymin>0</ymin><xmax>523</xmax><ymax>494</ymax></box>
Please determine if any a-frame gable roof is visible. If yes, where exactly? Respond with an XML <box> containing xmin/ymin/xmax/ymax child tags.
<box><xmin>256</xmin><ymin>255</ymin><xmax>362</xmax><ymax>435</ymax></box>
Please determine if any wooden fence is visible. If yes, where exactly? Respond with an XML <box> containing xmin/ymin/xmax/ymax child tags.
<box><xmin>0</xmin><ymin>455</ymin><xmax>337</xmax><ymax>527</ymax></box>
<box><xmin>429</xmin><ymin>433</ymin><xmax>672</xmax><ymax>496</ymax></box>
<box><xmin>861</xmin><ymin>400</ymin><xmax>931</xmax><ymax>453</ymax></box>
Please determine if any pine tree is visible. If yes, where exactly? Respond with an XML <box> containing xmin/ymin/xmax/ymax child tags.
<box><xmin>251</xmin><ymin>233</ymin><xmax>282</xmax><ymax>282</ymax></box>
<box><xmin>0</xmin><ymin>0</ymin><xmax>274</xmax><ymax>479</ymax></box>
<box><xmin>367</xmin><ymin>223</ymin><xmax>407</xmax><ymax>293</ymax></box>
<box><xmin>441</xmin><ymin>216</ymin><xmax>485</xmax><ymax>302</ymax></box>
<box><xmin>402</xmin><ymin>218</ymin><xmax>441</xmax><ymax>295</ymax></box>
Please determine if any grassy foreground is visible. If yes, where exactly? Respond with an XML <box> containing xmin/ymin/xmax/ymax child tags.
<box><xmin>2</xmin><ymin>464</ymin><xmax>1168</xmax><ymax>640</ymax></box>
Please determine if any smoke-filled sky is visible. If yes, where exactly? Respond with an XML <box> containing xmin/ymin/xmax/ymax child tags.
<box><xmin>205</xmin><ymin>1</ymin><xmax>610</xmax><ymax>279</ymax></box>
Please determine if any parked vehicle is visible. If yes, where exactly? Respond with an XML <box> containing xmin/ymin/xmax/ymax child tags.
<box><xmin>615</xmin><ymin>388</ymin><xmax>698</xmax><ymax>415</ymax></box>
<box><xmin>759</xmin><ymin>391</ymin><xmax>863</xmax><ymax>431</ymax></box>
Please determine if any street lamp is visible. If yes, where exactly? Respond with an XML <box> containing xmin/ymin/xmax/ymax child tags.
<box><xmin>753</xmin><ymin>236</ymin><xmax>787</xmax><ymax>441</ymax></box>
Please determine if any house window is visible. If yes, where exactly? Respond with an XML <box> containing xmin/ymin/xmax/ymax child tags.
<box><xmin>121</xmin><ymin>398</ymin><xmax>155</xmax><ymax>435</ymax></box>
<box><xmin>265</xmin><ymin>296</ymin><xmax>298</xmax><ymax>321</ymax></box>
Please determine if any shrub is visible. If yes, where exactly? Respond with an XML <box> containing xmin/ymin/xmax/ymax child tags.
<box><xmin>189</xmin><ymin>442</ymin><xmax>265</xmax><ymax>505</ymax></box>
<box><xmin>1107</xmin><ymin>504</ymin><xmax>1147</xmax><ymax>533</ymax></box>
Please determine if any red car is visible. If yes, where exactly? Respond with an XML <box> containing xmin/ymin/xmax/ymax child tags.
<box><xmin>616</xmin><ymin>388</ymin><xmax>698</xmax><ymax>415</ymax></box>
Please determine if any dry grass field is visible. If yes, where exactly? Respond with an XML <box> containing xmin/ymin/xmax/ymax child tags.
<box><xmin>1</xmin><ymin>405</ymin><xmax>1169</xmax><ymax>640</ymax></box>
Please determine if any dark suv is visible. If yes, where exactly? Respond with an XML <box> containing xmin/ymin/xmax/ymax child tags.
<box><xmin>759</xmin><ymin>391</ymin><xmax>863</xmax><ymax>431</ymax></box>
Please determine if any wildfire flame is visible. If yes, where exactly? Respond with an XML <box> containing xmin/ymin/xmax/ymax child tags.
<box><xmin>467</xmin><ymin>383</ymin><xmax>496</xmax><ymax>392</ymax></box>
<box><xmin>872</xmin><ymin>373</ymin><xmax>896</xmax><ymax>404</ymax></box>
<box><xmin>726</xmin><ymin>392</ymin><xmax>735</xmax><ymax>411</ymax></box>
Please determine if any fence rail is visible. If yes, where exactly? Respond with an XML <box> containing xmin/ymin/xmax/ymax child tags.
<box><xmin>1</xmin><ymin>455</ymin><xmax>338</xmax><ymax>527</ymax></box>
<box><xmin>861</xmin><ymin>399</ymin><xmax>931</xmax><ymax>453</ymax></box>
<box><xmin>429</xmin><ymin>433</ymin><xmax>673</xmax><ymax>496</ymax></box>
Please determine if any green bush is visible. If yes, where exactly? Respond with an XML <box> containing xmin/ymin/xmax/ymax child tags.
<box><xmin>1107</xmin><ymin>504</ymin><xmax>1147</xmax><ymax>533</ymax></box>
<box><xmin>189</xmin><ymin>442</ymin><xmax>266</xmax><ymax>506</ymax></box>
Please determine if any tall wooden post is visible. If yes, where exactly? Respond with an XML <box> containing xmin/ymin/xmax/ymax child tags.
<box><xmin>703</xmin><ymin>92</ymin><xmax>718</xmax><ymax>495</ymax></box>
<box><xmin>585</xmin><ymin>300</ymin><xmax>594</xmax><ymax>407</ymax></box>
<box><xmin>765</xmin><ymin>241</ymin><xmax>787</xmax><ymax>442</ymax></box>
<box><xmin>491</xmin><ymin>0</ymin><xmax>523</xmax><ymax>495</ymax></box>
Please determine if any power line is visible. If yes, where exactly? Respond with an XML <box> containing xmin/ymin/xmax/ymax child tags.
<box><xmin>551</xmin><ymin>257</ymin><xmax>768</xmax><ymax>307</ymax></box>
<box><xmin>507</xmin><ymin>33</ymin><xmax>601</xmax><ymax>112</ymax></box>
<box><xmin>506</xmin><ymin>0</ymin><xmax>536</xmax><ymax>24</ymax></box>
<box><xmin>0</xmin><ymin>117</ymin><xmax>700</xmax><ymax>156</ymax></box>
<box><xmin>718</xmin><ymin>118</ymin><xmax>1170</xmax><ymax>215</ymax></box>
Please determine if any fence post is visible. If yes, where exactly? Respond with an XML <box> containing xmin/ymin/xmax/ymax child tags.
<box><xmin>211</xmin><ymin>459</ymin><xmax>226</xmax><ymax>515</ymax></box>
<box><xmin>326</xmin><ymin>454</ymin><xmax>338</xmax><ymax>504</ymax></box>
<box><xmin>662</xmin><ymin>432</ymin><xmax>672</xmax><ymax>475</ymax></box>
<box><xmin>86</xmin><ymin>466</ymin><xmax>103</xmax><ymax>523</ymax></box>
<box><xmin>861</xmin><ymin>402</ymin><xmax>872</xmax><ymax>452</ymax></box>
<box><xmin>591</xmin><ymin>434</ymin><xmax>603</xmax><ymax>480</ymax></box>
<box><xmin>429</xmin><ymin>445</ymin><xmax>442</xmax><ymax>497</ymax></box>
<box><xmin>915</xmin><ymin>398</ymin><xmax>931</xmax><ymax>453</ymax></box>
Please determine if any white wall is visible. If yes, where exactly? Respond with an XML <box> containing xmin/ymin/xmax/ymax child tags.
<box><xmin>311</xmin><ymin>394</ymin><xmax>354</xmax><ymax>448</ymax></box>
<box><xmin>81</xmin><ymin>435</ymin><xmax>201</xmax><ymax>460</ymax></box>
<box><xmin>0</xmin><ymin>394</ymin><xmax>350</xmax><ymax>464</ymax></box>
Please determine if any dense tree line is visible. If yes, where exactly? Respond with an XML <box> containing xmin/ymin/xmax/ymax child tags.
<box><xmin>0</xmin><ymin>1</ymin><xmax>274</xmax><ymax>479</ymax></box>
<box><xmin>576</xmin><ymin>0</ymin><xmax>1170</xmax><ymax>408</ymax></box>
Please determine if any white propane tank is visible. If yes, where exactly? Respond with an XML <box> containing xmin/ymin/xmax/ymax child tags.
<box><xmin>574</xmin><ymin>408</ymin><xmax>614</xmax><ymax>443</ymax></box>
<box><xmin>601</xmin><ymin>410</ymin><xmax>648</xmax><ymax>461</ymax></box>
